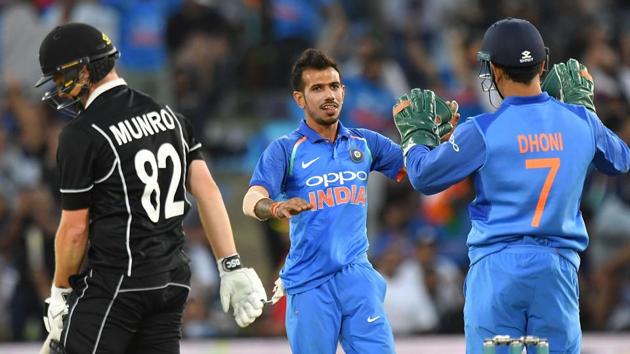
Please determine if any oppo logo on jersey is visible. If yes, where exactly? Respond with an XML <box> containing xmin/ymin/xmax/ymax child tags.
<box><xmin>305</xmin><ymin>170</ymin><xmax>368</xmax><ymax>211</ymax></box>
<box><xmin>305</xmin><ymin>170</ymin><xmax>368</xmax><ymax>187</ymax></box>
<box><xmin>109</xmin><ymin>106</ymin><xmax>178</xmax><ymax>146</ymax></box>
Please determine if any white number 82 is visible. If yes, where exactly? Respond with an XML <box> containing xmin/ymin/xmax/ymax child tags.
<box><xmin>134</xmin><ymin>143</ymin><xmax>185</xmax><ymax>223</ymax></box>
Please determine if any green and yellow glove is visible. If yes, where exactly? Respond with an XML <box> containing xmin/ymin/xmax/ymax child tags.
<box><xmin>541</xmin><ymin>58</ymin><xmax>595</xmax><ymax>113</ymax></box>
<box><xmin>436</xmin><ymin>99</ymin><xmax>458</xmax><ymax>141</ymax></box>
<box><xmin>393</xmin><ymin>88</ymin><xmax>439</xmax><ymax>153</ymax></box>
<box><xmin>392</xmin><ymin>88</ymin><xmax>456</xmax><ymax>154</ymax></box>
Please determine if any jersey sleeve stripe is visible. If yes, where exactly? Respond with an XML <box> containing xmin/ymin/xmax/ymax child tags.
<box><xmin>60</xmin><ymin>185</ymin><xmax>94</xmax><ymax>193</ymax></box>
<box><xmin>289</xmin><ymin>136</ymin><xmax>307</xmax><ymax>176</ymax></box>
<box><xmin>95</xmin><ymin>159</ymin><xmax>119</xmax><ymax>184</ymax></box>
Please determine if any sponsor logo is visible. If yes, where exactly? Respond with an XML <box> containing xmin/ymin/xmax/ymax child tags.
<box><xmin>307</xmin><ymin>185</ymin><xmax>366</xmax><ymax>211</ymax></box>
<box><xmin>102</xmin><ymin>32</ymin><xmax>112</xmax><ymax>45</ymax></box>
<box><xmin>301</xmin><ymin>157</ymin><xmax>320</xmax><ymax>169</ymax></box>
<box><xmin>306</xmin><ymin>171</ymin><xmax>368</xmax><ymax>188</ymax></box>
<box><xmin>222</xmin><ymin>255</ymin><xmax>242</xmax><ymax>272</ymax></box>
<box><xmin>367</xmin><ymin>316</ymin><xmax>380</xmax><ymax>323</ymax></box>
<box><xmin>519</xmin><ymin>50</ymin><xmax>533</xmax><ymax>63</ymax></box>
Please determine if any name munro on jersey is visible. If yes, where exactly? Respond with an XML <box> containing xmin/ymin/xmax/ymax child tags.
<box><xmin>108</xmin><ymin>106</ymin><xmax>178</xmax><ymax>146</ymax></box>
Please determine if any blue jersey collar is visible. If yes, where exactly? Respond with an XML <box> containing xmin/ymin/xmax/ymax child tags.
<box><xmin>297</xmin><ymin>120</ymin><xmax>351</xmax><ymax>142</ymax></box>
<box><xmin>502</xmin><ymin>92</ymin><xmax>550</xmax><ymax>106</ymax></box>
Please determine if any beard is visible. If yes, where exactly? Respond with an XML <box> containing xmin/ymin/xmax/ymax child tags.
<box><xmin>304</xmin><ymin>100</ymin><xmax>341</xmax><ymax>126</ymax></box>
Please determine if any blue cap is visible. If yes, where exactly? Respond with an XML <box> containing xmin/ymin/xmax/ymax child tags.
<box><xmin>479</xmin><ymin>17</ymin><xmax>546</xmax><ymax>67</ymax></box>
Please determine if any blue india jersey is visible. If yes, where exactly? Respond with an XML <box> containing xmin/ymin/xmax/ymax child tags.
<box><xmin>406</xmin><ymin>93</ymin><xmax>630</xmax><ymax>268</ymax></box>
<box><xmin>250</xmin><ymin>121</ymin><xmax>404</xmax><ymax>294</ymax></box>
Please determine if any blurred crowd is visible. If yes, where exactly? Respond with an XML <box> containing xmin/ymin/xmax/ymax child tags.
<box><xmin>0</xmin><ymin>0</ymin><xmax>629</xmax><ymax>342</ymax></box>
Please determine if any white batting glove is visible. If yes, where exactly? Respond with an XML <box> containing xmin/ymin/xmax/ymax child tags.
<box><xmin>271</xmin><ymin>278</ymin><xmax>285</xmax><ymax>304</ymax></box>
<box><xmin>43</xmin><ymin>286</ymin><xmax>71</xmax><ymax>341</ymax></box>
<box><xmin>39</xmin><ymin>333</ymin><xmax>53</xmax><ymax>354</ymax></box>
<box><xmin>217</xmin><ymin>254</ymin><xmax>267</xmax><ymax>327</ymax></box>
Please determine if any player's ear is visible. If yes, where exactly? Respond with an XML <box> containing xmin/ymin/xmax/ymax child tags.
<box><xmin>490</xmin><ymin>63</ymin><xmax>503</xmax><ymax>82</ymax></box>
<box><xmin>293</xmin><ymin>90</ymin><xmax>305</xmax><ymax>109</ymax></box>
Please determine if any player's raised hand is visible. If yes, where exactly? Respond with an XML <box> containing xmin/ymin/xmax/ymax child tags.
<box><xmin>437</xmin><ymin>100</ymin><xmax>459</xmax><ymax>142</ymax></box>
<box><xmin>392</xmin><ymin>88</ymin><xmax>441</xmax><ymax>153</ymax></box>
<box><xmin>542</xmin><ymin>58</ymin><xmax>595</xmax><ymax>112</ymax></box>
<box><xmin>272</xmin><ymin>198</ymin><xmax>313</xmax><ymax>219</ymax></box>
<box><xmin>217</xmin><ymin>254</ymin><xmax>267</xmax><ymax>327</ymax></box>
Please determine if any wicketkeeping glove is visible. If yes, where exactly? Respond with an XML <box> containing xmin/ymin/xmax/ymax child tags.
<box><xmin>541</xmin><ymin>58</ymin><xmax>595</xmax><ymax>112</ymax></box>
<box><xmin>217</xmin><ymin>254</ymin><xmax>267</xmax><ymax>328</ymax></box>
<box><xmin>392</xmin><ymin>88</ymin><xmax>455</xmax><ymax>153</ymax></box>
<box><xmin>436</xmin><ymin>100</ymin><xmax>458</xmax><ymax>141</ymax></box>
<box><xmin>43</xmin><ymin>286</ymin><xmax>71</xmax><ymax>341</ymax></box>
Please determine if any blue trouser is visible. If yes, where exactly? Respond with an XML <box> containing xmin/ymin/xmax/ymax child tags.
<box><xmin>285</xmin><ymin>262</ymin><xmax>395</xmax><ymax>354</ymax></box>
<box><xmin>464</xmin><ymin>245</ymin><xmax>581</xmax><ymax>354</ymax></box>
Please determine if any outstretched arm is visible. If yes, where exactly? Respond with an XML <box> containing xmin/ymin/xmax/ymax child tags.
<box><xmin>243</xmin><ymin>185</ymin><xmax>312</xmax><ymax>220</ymax></box>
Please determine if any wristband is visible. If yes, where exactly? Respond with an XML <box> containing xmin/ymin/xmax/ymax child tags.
<box><xmin>218</xmin><ymin>253</ymin><xmax>242</xmax><ymax>276</ymax></box>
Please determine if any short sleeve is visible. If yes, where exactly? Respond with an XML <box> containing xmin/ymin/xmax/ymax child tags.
<box><xmin>57</xmin><ymin>125</ymin><xmax>95</xmax><ymax>210</ymax></box>
<box><xmin>360</xmin><ymin>129</ymin><xmax>404</xmax><ymax>180</ymax></box>
<box><xmin>249</xmin><ymin>139</ymin><xmax>289</xmax><ymax>199</ymax></box>
<box><xmin>174</xmin><ymin>109</ymin><xmax>203</xmax><ymax>164</ymax></box>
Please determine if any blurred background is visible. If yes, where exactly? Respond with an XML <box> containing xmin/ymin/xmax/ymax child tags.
<box><xmin>0</xmin><ymin>0</ymin><xmax>629</xmax><ymax>349</ymax></box>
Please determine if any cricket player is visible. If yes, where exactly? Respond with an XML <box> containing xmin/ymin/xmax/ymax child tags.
<box><xmin>243</xmin><ymin>49</ymin><xmax>405</xmax><ymax>353</ymax></box>
<box><xmin>36</xmin><ymin>23</ymin><xmax>267</xmax><ymax>354</ymax></box>
<box><xmin>393</xmin><ymin>18</ymin><xmax>630</xmax><ymax>354</ymax></box>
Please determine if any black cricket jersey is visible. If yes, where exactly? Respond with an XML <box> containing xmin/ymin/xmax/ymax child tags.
<box><xmin>57</xmin><ymin>79</ymin><xmax>202</xmax><ymax>277</ymax></box>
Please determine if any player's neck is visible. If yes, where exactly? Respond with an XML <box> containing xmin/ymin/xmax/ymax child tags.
<box><xmin>499</xmin><ymin>77</ymin><xmax>542</xmax><ymax>98</ymax></box>
<box><xmin>306</xmin><ymin>119</ymin><xmax>338</xmax><ymax>142</ymax></box>
<box><xmin>81</xmin><ymin>70</ymin><xmax>121</xmax><ymax>106</ymax></box>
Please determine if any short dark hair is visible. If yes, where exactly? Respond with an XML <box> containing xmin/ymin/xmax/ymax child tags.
<box><xmin>496</xmin><ymin>62</ymin><xmax>543</xmax><ymax>84</ymax></box>
<box><xmin>290</xmin><ymin>48</ymin><xmax>341</xmax><ymax>92</ymax></box>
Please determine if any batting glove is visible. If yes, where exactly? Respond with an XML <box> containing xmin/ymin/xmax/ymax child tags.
<box><xmin>217</xmin><ymin>254</ymin><xmax>267</xmax><ymax>327</ymax></box>
<box><xmin>43</xmin><ymin>286</ymin><xmax>71</xmax><ymax>341</ymax></box>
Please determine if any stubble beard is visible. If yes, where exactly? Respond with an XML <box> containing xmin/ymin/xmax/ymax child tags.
<box><xmin>305</xmin><ymin>103</ymin><xmax>340</xmax><ymax>127</ymax></box>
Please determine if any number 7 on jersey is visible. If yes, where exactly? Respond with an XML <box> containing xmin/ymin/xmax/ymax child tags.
<box><xmin>525</xmin><ymin>157</ymin><xmax>560</xmax><ymax>228</ymax></box>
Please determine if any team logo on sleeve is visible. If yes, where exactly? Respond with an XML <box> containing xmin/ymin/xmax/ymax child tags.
<box><xmin>349</xmin><ymin>149</ymin><xmax>364</xmax><ymax>163</ymax></box>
